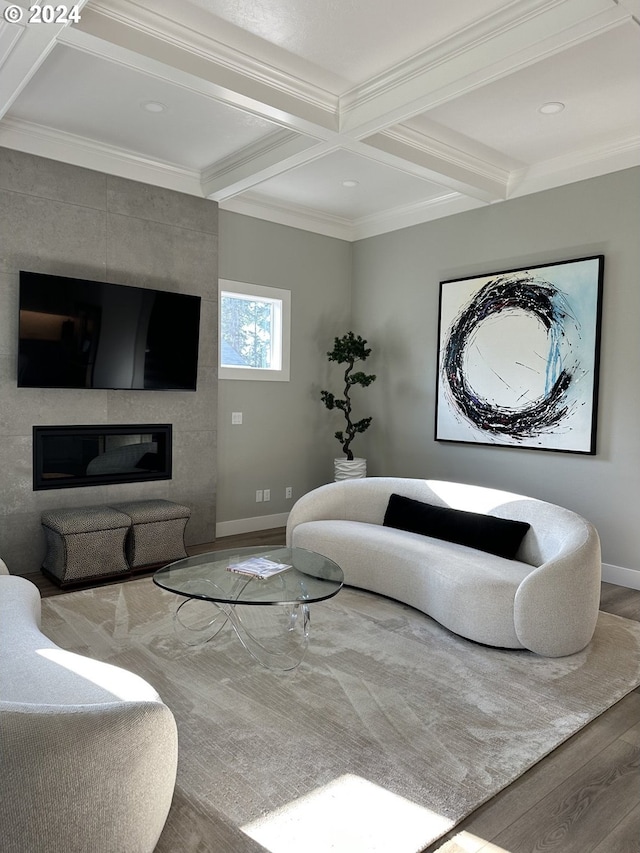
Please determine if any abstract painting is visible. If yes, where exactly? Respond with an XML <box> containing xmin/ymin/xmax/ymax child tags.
<box><xmin>435</xmin><ymin>256</ymin><xmax>604</xmax><ymax>453</ymax></box>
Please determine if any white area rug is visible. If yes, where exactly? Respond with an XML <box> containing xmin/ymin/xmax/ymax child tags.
<box><xmin>41</xmin><ymin>579</ymin><xmax>640</xmax><ymax>853</ymax></box>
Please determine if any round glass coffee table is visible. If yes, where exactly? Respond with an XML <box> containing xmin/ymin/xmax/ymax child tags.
<box><xmin>153</xmin><ymin>546</ymin><xmax>343</xmax><ymax>670</ymax></box>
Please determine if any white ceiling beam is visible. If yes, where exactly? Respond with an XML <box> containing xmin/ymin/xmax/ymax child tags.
<box><xmin>359</xmin><ymin>129</ymin><xmax>511</xmax><ymax>201</ymax></box>
<box><xmin>200</xmin><ymin>118</ymin><xmax>515</xmax><ymax>204</ymax></box>
<box><xmin>63</xmin><ymin>8</ymin><xmax>340</xmax><ymax>137</ymax></box>
<box><xmin>204</xmin><ymin>129</ymin><xmax>508</xmax><ymax>206</ymax></box>
<box><xmin>86</xmin><ymin>0</ymin><xmax>346</xmax><ymax>96</ymax></box>
<box><xmin>50</xmin><ymin>0</ymin><xmax>625</xmax><ymax>208</ymax></box>
<box><xmin>202</xmin><ymin>131</ymin><xmax>329</xmax><ymax>199</ymax></box>
<box><xmin>339</xmin><ymin>0</ymin><xmax>627</xmax><ymax>138</ymax></box>
<box><xmin>1</xmin><ymin>0</ymin><xmax>631</xmax><ymax>233</ymax></box>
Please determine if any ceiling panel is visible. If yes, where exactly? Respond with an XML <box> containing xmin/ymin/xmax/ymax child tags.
<box><xmin>426</xmin><ymin>23</ymin><xmax>640</xmax><ymax>164</ymax></box>
<box><xmin>9</xmin><ymin>44</ymin><xmax>283</xmax><ymax>169</ymax></box>
<box><xmin>245</xmin><ymin>149</ymin><xmax>447</xmax><ymax>219</ymax></box>
<box><xmin>1</xmin><ymin>0</ymin><xmax>638</xmax><ymax>239</ymax></box>
<box><xmin>187</xmin><ymin>0</ymin><xmax>509</xmax><ymax>85</ymax></box>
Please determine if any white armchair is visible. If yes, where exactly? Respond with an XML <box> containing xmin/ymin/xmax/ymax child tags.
<box><xmin>0</xmin><ymin>560</ymin><xmax>178</xmax><ymax>853</ymax></box>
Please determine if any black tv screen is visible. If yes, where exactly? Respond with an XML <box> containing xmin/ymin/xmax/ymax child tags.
<box><xmin>18</xmin><ymin>271</ymin><xmax>201</xmax><ymax>390</ymax></box>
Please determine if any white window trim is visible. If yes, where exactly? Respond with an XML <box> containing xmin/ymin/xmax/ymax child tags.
<box><xmin>218</xmin><ymin>279</ymin><xmax>291</xmax><ymax>382</ymax></box>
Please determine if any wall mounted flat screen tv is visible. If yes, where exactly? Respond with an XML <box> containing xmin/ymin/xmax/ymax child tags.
<box><xmin>18</xmin><ymin>271</ymin><xmax>201</xmax><ymax>390</ymax></box>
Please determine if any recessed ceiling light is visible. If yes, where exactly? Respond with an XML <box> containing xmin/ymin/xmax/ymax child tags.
<box><xmin>141</xmin><ymin>101</ymin><xmax>167</xmax><ymax>113</ymax></box>
<box><xmin>342</xmin><ymin>179</ymin><xmax>359</xmax><ymax>188</ymax></box>
<box><xmin>539</xmin><ymin>101</ymin><xmax>565</xmax><ymax>115</ymax></box>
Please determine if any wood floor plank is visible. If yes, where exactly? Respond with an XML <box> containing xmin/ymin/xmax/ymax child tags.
<box><xmin>599</xmin><ymin>583</ymin><xmax>640</xmax><ymax>621</ymax></box>
<box><xmin>433</xmin><ymin>691</ymin><xmax>640</xmax><ymax>847</ymax></box>
<box><xmin>489</xmin><ymin>739</ymin><xmax>640</xmax><ymax>853</ymax></box>
<box><xmin>186</xmin><ymin>528</ymin><xmax>286</xmax><ymax>555</ymax></box>
<box><xmin>621</xmin><ymin>719</ymin><xmax>640</xmax><ymax>748</ymax></box>
<box><xmin>590</xmin><ymin>802</ymin><xmax>640</xmax><ymax>853</ymax></box>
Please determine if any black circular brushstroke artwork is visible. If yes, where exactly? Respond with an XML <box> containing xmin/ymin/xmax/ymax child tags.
<box><xmin>441</xmin><ymin>273</ymin><xmax>578</xmax><ymax>439</ymax></box>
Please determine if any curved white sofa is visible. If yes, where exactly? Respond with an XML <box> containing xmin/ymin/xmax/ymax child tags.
<box><xmin>0</xmin><ymin>559</ymin><xmax>178</xmax><ymax>853</ymax></box>
<box><xmin>286</xmin><ymin>478</ymin><xmax>602</xmax><ymax>657</ymax></box>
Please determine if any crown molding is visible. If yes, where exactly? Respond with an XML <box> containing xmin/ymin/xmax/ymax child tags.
<box><xmin>2</xmin><ymin>118</ymin><xmax>636</xmax><ymax>243</ymax></box>
<box><xmin>78</xmin><ymin>0</ymin><xmax>628</xmax><ymax>148</ymax></box>
<box><xmin>341</xmin><ymin>0</ymin><xmax>563</xmax><ymax>107</ymax></box>
<box><xmin>220</xmin><ymin>187</ymin><xmax>487</xmax><ymax>242</ymax></box>
<box><xmin>219</xmin><ymin>192</ymin><xmax>355</xmax><ymax>241</ymax></box>
<box><xmin>509</xmin><ymin>132</ymin><xmax>640</xmax><ymax>197</ymax></box>
<box><xmin>339</xmin><ymin>0</ymin><xmax>626</xmax><ymax>137</ymax></box>
<box><xmin>0</xmin><ymin>116</ymin><xmax>204</xmax><ymax>195</ymax></box>
<box><xmin>81</xmin><ymin>1</ymin><xmax>339</xmax><ymax>120</ymax></box>
<box><xmin>350</xmin><ymin>193</ymin><xmax>487</xmax><ymax>241</ymax></box>
<box><xmin>218</xmin><ymin>131</ymin><xmax>640</xmax><ymax>241</ymax></box>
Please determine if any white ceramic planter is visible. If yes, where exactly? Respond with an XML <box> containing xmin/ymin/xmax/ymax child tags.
<box><xmin>334</xmin><ymin>457</ymin><xmax>367</xmax><ymax>481</ymax></box>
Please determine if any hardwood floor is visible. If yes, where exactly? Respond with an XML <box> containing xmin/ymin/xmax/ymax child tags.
<box><xmin>24</xmin><ymin>533</ymin><xmax>640</xmax><ymax>853</ymax></box>
<box><xmin>426</xmin><ymin>581</ymin><xmax>640</xmax><ymax>853</ymax></box>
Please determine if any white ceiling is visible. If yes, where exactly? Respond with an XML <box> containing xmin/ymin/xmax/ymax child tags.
<box><xmin>1</xmin><ymin>0</ymin><xmax>639</xmax><ymax>240</ymax></box>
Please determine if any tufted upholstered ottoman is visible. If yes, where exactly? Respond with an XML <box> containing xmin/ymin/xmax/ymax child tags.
<box><xmin>41</xmin><ymin>505</ymin><xmax>131</xmax><ymax>586</ymax></box>
<box><xmin>110</xmin><ymin>499</ymin><xmax>191</xmax><ymax>570</ymax></box>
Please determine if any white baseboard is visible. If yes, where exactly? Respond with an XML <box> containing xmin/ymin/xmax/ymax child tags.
<box><xmin>216</xmin><ymin>512</ymin><xmax>289</xmax><ymax>539</ymax></box>
<box><xmin>602</xmin><ymin>562</ymin><xmax>640</xmax><ymax>591</ymax></box>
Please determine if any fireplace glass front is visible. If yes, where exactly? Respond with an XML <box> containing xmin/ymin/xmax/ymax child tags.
<box><xmin>33</xmin><ymin>424</ymin><xmax>172</xmax><ymax>490</ymax></box>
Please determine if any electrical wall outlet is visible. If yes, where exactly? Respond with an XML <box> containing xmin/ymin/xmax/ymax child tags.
<box><xmin>263</xmin><ymin>489</ymin><xmax>270</xmax><ymax>502</ymax></box>
<box><xmin>231</xmin><ymin>412</ymin><xmax>243</xmax><ymax>425</ymax></box>
<box><xmin>285</xmin><ymin>486</ymin><xmax>292</xmax><ymax>499</ymax></box>
<box><xmin>255</xmin><ymin>490</ymin><xmax>263</xmax><ymax>502</ymax></box>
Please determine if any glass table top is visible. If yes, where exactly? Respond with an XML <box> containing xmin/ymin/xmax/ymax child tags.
<box><xmin>153</xmin><ymin>546</ymin><xmax>343</xmax><ymax>606</ymax></box>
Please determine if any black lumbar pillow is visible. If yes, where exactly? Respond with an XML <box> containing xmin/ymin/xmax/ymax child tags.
<box><xmin>383</xmin><ymin>493</ymin><xmax>530</xmax><ymax>560</ymax></box>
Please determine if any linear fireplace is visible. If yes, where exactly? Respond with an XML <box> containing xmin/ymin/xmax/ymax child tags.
<box><xmin>33</xmin><ymin>424</ymin><xmax>172</xmax><ymax>490</ymax></box>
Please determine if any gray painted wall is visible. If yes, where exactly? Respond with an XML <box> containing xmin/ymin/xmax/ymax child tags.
<box><xmin>352</xmin><ymin>167</ymin><xmax>640</xmax><ymax>577</ymax></box>
<box><xmin>2</xmin><ymin>148</ymin><xmax>636</xmax><ymax>581</ymax></box>
<box><xmin>0</xmin><ymin>149</ymin><xmax>218</xmax><ymax>575</ymax></box>
<box><xmin>217</xmin><ymin>211</ymin><xmax>351</xmax><ymax>527</ymax></box>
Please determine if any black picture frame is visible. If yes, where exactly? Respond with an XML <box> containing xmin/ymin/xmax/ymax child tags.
<box><xmin>435</xmin><ymin>255</ymin><xmax>604</xmax><ymax>454</ymax></box>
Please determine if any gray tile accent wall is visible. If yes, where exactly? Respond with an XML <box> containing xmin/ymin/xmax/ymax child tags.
<box><xmin>0</xmin><ymin>148</ymin><xmax>218</xmax><ymax>575</ymax></box>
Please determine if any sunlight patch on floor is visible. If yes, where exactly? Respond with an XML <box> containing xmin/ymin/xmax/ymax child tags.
<box><xmin>242</xmin><ymin>773</ymin><xmax>454</xmax><ymax>853</ymax></box>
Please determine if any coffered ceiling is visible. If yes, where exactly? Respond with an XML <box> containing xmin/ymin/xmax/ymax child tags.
<box><xmin>1</xmin><ymin>0</ymin><xmax>639</xmax><ymax>239</ymax></box>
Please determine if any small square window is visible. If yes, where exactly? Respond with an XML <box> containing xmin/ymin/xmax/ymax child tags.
<box><xmin>218</xmin><ymin>280</ymin><xmax>290</xmax><ymax>381</ymax></box>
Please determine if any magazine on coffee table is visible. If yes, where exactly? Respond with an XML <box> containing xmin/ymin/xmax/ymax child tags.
<box><xmin>227</xmin><ymin>556</ymin><xmax>292</xmax><ymax>579</ymax></box>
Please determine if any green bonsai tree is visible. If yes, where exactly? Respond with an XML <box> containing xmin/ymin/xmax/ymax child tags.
<box><xmin>320</xmin><ymin>332</ymin><xmax>376</xmax><ymax>460</ymax></box>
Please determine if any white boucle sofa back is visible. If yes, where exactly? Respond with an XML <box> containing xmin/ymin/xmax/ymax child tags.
<box><xmin>286</xmin><ymin>478</ymin><xmax>601</xmax><ymax>657</ymax></box>
<box><xmin>286</xmin><ymin>477</ymin><xmax>593</xmax><ymax>568</ymax></box>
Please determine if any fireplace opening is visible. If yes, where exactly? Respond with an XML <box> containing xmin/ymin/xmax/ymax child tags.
<box><xmin>33</xmin><ymin>424</ymin><xmax>172</xmax><ymax>490</ymax></box>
